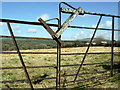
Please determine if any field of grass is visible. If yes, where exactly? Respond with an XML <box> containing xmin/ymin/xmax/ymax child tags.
<box><xmin>1</xmin><ymin>46</ymin><xmax>120</xmax><ymax>89</ymax></box>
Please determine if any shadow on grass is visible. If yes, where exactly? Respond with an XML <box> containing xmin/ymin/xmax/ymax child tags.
<box><xmin>101</xmin><ymin>62</ymin><xmax>120</xmax><ymax>73</ymax></box>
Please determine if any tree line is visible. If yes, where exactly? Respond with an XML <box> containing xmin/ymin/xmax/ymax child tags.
<box><xmin>1</xmin><ymin>38</ymin><xmax>120</xmax><ymax>51</ymax></box>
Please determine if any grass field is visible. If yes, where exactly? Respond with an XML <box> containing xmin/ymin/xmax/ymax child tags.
<box><xmin>1</xmin><ymin>46</ymin><xmax>120</xmax><ymax>89</ymax></box>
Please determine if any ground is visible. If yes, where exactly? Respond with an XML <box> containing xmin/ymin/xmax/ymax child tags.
<box><xmin>1</xmin><ymin>46</ymin><xmax>120</xmax><ymax>89</ymax></box>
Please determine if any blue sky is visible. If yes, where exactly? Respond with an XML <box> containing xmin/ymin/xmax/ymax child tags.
<box><xmin>0</xmin><ymin>2</ymin><xmax>119</xmax><ymax>40</ymax></box>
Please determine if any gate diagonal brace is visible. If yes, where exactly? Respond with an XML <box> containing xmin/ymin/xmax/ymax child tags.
<box><xmin>60</xmin><ymin>7</ymin><xmax>84</xmax><ymax>15</ymax></box>
<box><xmin>38</xmin><ymin>7</ymin><xmax>84</xmax><ymax>45</ymax></box>
<box><xmin>38</xmin><ymin>18</ymin><xmax>63</xmax><ymax>45</ymax></box>
<box><xmin>55</xmin><ymin>7</ymin><xmax>84</xmax><ymax>38</ymax></box>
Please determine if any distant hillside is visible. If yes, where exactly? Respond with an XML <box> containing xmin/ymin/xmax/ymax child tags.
<box><xmin>1</xmin><ymin>38</ymin><xmax>56</xmax><ymax>51</ymax></box>
<box><xmin>80</xmin><ymin>38</ymin><xmax>108</xmax><ymax>42</ymax></box>
<box><xmin>1</xmin><ymin>38</ymin><xmax>120</xmax><ymax>51</ymax></box>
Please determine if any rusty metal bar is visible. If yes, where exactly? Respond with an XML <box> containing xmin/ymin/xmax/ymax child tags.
<box><xmin>38</xmin><ymin>18</ymin><xmax>56</xmax><ymax>37</ymax></box>
<box><xmin>57</xmin><ymin>40</ymin><xmax>61</xmax><ymax>88</ymax></box>
<box><xmin>56</xmin><ymin>43</ymin><xmax>59</xmax><ymax>89</ymax></box>
<box><xmin>4</xmin><ymin>51</ymin><xmax>117</xmax><ymax>55</ymax></box>
<box><xmin>74</xmin><ymin>15</ymin><xmax>103</xmax><ymax>82</ymax></box>
<box><xmin>1</xmin><ymin>61</ymin><xmax>119</xmax><ymax>70</ymax></box>
<box><xmin>111</xmin><ymin>16</ymin><xmax>114</xmax><ymax>77</ymax></box>
<box><xmin>0</xmin><ymin>19</ymin><xmax>120</xmax><ymax>31</ymax></box>
<box><xmin>37</xmin><ymin>16</ymin><xmax>62</xmax><ymax>90</ymax></box>
<box><xmin>38</xmin><ymin>17</ymin><xmax>60</xmax><ymax>89</ymax></box>
<box><xmin>61</xmin><ymin>71</ymin><xmax>108</xmax><ymax>77</ymax></box>
<box><xmin>0</xmin><ymin>52</ymin><xmax>55</xmax><ymax>54</ymax></box>
<box><xmin>62</xmin><ymin>75</ymin><xmax>110</xmax><ymax>84</ymax></box>
<box><xmin>59</xmin><ymin>2</ymin><xmax>76</xmax><ymax>9</ymax></box>
<box><xmin>44</xmin><ymin>18</ymin><xmax>61</xmax><ymax>89</ymax></box>
<box><xmin>68</xmin><ymin>25</ymin><xmax>120</xmax><ymax>31</ymax></box>
<box><xmin>0</xmin><ymin>77</ymin><xmax>56</xmax><ymax>83</ymax></box>
<box><xmin>0</xmin><ymin>18</ymin><xmax>56</xmax><ymax>26</ymax></box>
<box><xmin>38</xmin><ymin>18</ymin><xmax>63</xmax><ymax>45</ymax></box>
<box><xmin>45</xmin><ymin>18</ymin><xmax>59</xmax><ymax>23</ymax></box>
<box><xmin>0</xmin><ymin>35</ymin><xmax>52</xmax><ymax>40</ymax></box>
<box><xmin>60</xmin><ymin>73</ymin><xmax>120</xmax><ymax>87</ymax></box>
<box><xmin>1</xmin><ymin>65</ymin><xmax>55</xmax><ymax>69</ymax></box>
<box><xmin>6</xmin><ymin>22</ymin><xmax>34</xmax><ymax>89</ymax></box>
<box><xmin>62</xmin><ymin>75</ymin><xmax>110</xmax><ymax>86</ymax></box>
<box><xmin>0</xmin><ymin>52</ymin><xmax>56</xmax><ymax>54</ymax></box>
<box><xmin>57</xmin><ymin>3</ymin><xmax>62</xmax><ymax>89</ymax></box>
<box><xmin>61</xmin><ymin>52</ymin><xmax>120</xmax><ymax>55</ymax></box>
<box><xmin>53</xmin><ymin>18</ymin><xmax>60</xmax><ymax>89</ymax></box>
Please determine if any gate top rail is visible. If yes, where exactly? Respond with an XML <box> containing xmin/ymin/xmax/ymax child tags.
<box><xmin>84</xmin><ymin>11</ymin><xmax>120</xmax><ymax>18</ymax></box>
<box><xmin>61</xmin><ymin>7</ymin><xmax>120</xmax><ymax>18</ymax></box>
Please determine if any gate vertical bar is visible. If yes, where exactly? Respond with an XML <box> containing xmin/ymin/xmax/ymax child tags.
<box><xmin>57</xmin><ymin>39</ymin><xmax>61</xmax><ymax>89</ymax></box>
<box><xmin>74</xmin><ymin>15</ymin><xmax>103</xmax><ymax>82</ymax></box>
<box><xmin>7</xmin><ymin>22</ymin><xmax>34</xmax><ymax>90</ymax></box>
<box><xmin>56</xmin><ymin>3</ymin><xmax>62</xmax><ymax>89</ymax></box>
<box><xmin>56</xmin><ymin>18</ymin><xmax>60</xmax><ymax>89</ymax></box>
<box><xmin>111</xmin><ymin>16</ymin><xmax>114</xmax><ymax>77</ymax></box>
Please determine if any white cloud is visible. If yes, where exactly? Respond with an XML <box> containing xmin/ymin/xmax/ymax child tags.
<box><xmin>27</xmin><ymin>28</ymin><xmax>37</xmax><ymax>33</ymax></box>
<box><xmin>79</xmin><ymin>14</ymin><xmax>89</xmax><ymax>18</ymax></box>
<box><xmin>38</xmin><ymin>14</ymin><xmax>50</xmax><ymax>21</ymax></box>
<box><xmin>87</xmin><ymin>31</ymin><xmax>94</xmax><ymax>38</ymax></box>
<box><xmin>81</xmin><ymin>31</ymin><xmax>85</xmax><ymax>35</ymax></box>
<box><xmin>92</xmin><ymin>20</ymin><xmax>112</xmax><ymax>28</ymax></box>
<box><xmin>12</xmin><ymin>25</ymin><xmax>20</xmax><ymax>30</ymax></box>
<box><xmin>105</xmin><ymin>21</ymin><xmax>112</xmax><ymax>27</ymax></box>
<box><xmin>92</xmin><ymin>25</ymin><xmax>96</xmax><ymax>28</ymax></box>
<box><xmin>16</xmin><ymin>30</ymin><xmax>21</xmax><ymax>34</ymax></box>
<box><xmin>95</xmin><ymin>32</ymin><xmax>111</xmax><ymax>40</ymax></box>
<box><xmin>74</xmin><ymin>30</ymin><xmax>85</xmax><ymax>39</ymax></box>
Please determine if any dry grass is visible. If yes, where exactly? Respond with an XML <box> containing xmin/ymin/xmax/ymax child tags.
<box><xmin>1</xmin><ymin>47</ymin><xmax>120</xmax><ymax>89</ymax></box>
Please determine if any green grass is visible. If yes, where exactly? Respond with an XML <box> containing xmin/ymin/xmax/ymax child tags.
<box><xmin>1</xmin><ymin>47</ymin><xmax>120</xmax><ymax>89</ymax></box>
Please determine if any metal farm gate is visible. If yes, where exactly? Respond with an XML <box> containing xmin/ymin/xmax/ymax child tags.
<box><xmin>0</xmin><ymin>2</ymin><xmax>120</xmax><ymax>89</ymax></box>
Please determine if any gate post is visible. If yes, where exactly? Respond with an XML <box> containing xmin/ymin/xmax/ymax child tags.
<box><xmin>110</xmin><ymin>16</ymin><xmax>114</xmax><ymax>77</ymax></box>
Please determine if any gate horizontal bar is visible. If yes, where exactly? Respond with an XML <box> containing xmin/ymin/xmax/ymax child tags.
<box><xmin>1</xmin><ymin>61</ymin><xmax>119</xmax><ymax>69</ymax></box>
<box><xmin>0</xmin><ymin>19</ymin><xmax>56</xmax><ymax>26</ymax></box>
<box><xmin>67</xmin><ymin>73</ymin><xmax>120</xmax><ymax>84</ymax></box>
<box><xmin>0</xmin><ymin>70</ymin><xmax>108</xmax><ymax>83</ymax></box>
<box><xmin>62</xmin><ymin>75</ymin><xmax>110</xmax><ymax>86</ymax></box>
<box><xmin>61</xmin><ymin>52</ymin><xmax>120</xmax><ymax>55</ymax></box>
<box><xmin>0</xmin><ymin>52</ymin><xmax>57</xmax><ymax>54</ymax></box>
<box><xmin>0</xmin><ymin>19</ymin><xmax>119</xmax><ymax>31</ymax></box>
<box><xmin>62</xmin><ymin>73</ymin><xmax>120</xmax><ymax>87</ymax></box>
<box><xmin>68</xmin><ymin>25</ymin><xmax>120</xmax><ymax>31</ymax></box>
<box><xmin>1</xmin><ymin>52</ymin><xmax>119</xmax><ymax>55</ymax></box>
<box><xmin>0</xmin><ymin>35</ymin><xmax>53</xmax><ymax>40</ymax></box>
